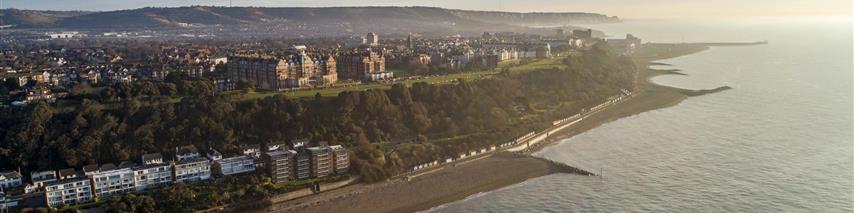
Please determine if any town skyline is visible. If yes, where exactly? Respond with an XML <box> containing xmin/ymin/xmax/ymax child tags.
<box><xmin>1</xmin><ymin>0</ymin><xmax>850</xmax><ymax>18</ymax></box>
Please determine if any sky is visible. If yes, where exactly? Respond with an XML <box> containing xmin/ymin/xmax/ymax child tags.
<box><xmin>0</xmin><ymin>0</ymin><xmax>851</xmax><ymax>18</ymax></box>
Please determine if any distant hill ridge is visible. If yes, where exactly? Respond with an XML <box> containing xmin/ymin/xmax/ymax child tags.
<box><xmin>0</xmin><ymin>6</ymin><xmax>618</xmax><ymax>29</ymax></box>
<box><xmin>447</xmin><ymin>9</ymin><xmax>618</xmax><ymax>26</ymax></box>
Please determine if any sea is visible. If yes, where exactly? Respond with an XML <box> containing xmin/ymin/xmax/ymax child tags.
<box><xmin>427</xmin><ymin>17</ymin><xmax>853</xmax><ymax>212</ymax></box>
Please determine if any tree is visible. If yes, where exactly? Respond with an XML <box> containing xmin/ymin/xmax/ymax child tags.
<box><xmin>2</xmin><ymin>78</ymin><xmax>19</xmax><ymax>90</ymax></box>
<box><xmin>70</xmin><ymin>83</ymin><xmax>92</xmax><ymax>96</ymax></box>
<box><xmin>101</xmin><ymin>87</ymin><xmax>118</xmax><ymax>102</ymax></box>
<box><xmin>236</xmin><ymin>80</ymin><xmax>256</xmax><ymax>93</ymax></box>
<box><xmin>154</xmin><ymin>183</ymin><xmax>197</xmax><ymax>212</ymax></box>
<box><xmin>158</xmin><ymin>83</ymin><xmax>177</xmax><ymax>97</ymax></box>
<box><xmin>416</xmin><ymin>134</ymin><xmax>428</xmax><ymax>144</ymax></box>
<box><xmin>106</xmin><ymin>194</ymin><xmax>157</xmax><ymax>213</ymax></box>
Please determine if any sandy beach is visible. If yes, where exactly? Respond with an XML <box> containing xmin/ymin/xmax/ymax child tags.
<box><xmin>264</xmin><ymin>153</ymin><xmax>580</xmax><ymax>213</ymax></box>
<box><xmin>255</xmin><ymin>43</ymin><xmax>722</xmax><ymax>213</ymax></box>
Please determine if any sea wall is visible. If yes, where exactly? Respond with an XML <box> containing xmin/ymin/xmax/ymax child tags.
<box><xmin>269</xmin><ymin>177</ymin><xmax>360</xmax><ymax>203</ymax></box>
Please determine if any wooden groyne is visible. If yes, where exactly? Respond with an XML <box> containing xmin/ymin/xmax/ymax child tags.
<box><xmin>540</xmin><ymin>157</ymin><xmax>598</xmax><ymax>176</ymax></box>
<box><xmin>497</xmin><ymin>152</ymin><xmax>598</xmax><ymax>176</ymax></box>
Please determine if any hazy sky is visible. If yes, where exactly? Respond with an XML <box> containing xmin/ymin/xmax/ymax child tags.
<box><xmin>1</xmin><ymin>0</ymin><xmax>851</xmax><ymax>18</ymax></box>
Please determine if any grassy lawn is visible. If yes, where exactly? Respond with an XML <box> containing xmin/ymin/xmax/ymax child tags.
<box><xmin>236</xmin><ymin>83</ymin><xmax>393</xmax><ymax>101</ymax></box>
<box><xmin>504</xmin><ymin>56</ymin><xmax>569</xmax><ymax>74</ymax></box>
<box><xmin>243</xmin><ymin>55</ymin><xmax>571</xmax><ymax>101</ymax></box>
<box><xmin>231</xmin><ymin>69</ymin><xmax>500</xmax><ymax>100</ymax></box>
<box><xmin>227</xmin><ymin>55</ymin><xmax>579</xmax><ymax>101</ymax></box>
<box><xmin>404</xmin><ymin>70</ymin><xmax>497</xmax><ymax>85</ymax></box>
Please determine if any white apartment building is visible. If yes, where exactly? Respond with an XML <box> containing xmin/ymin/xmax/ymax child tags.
<box><xmin>215</xmin><ymin>155</ymin><xmax>256</xmax><ymax>176</ymax></box>
<box><xmin>90</xmin><ymin>165</ymin><xmax>135</xmax><ymax>198</ymax></box>
<box><xmin>132</xmin><ymin>164</ymin><xmax>173</xmax><ymax>191</ymax></box>
<box><xmin>44</xmin><ymin>177</ymin><xmax>93</xmax><ymax>208</ymax></box>
<box><xmin>174</xmin><ymin>157</ymin><xmax>211</xmax><ymax>183</ymax></box>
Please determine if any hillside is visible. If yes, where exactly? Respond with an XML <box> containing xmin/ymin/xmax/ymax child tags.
<box><xmin>0</xmin><ymin>6</ymin><xmax>617</xmax><ymax>35</ymax></box>
<box><xmin>448</xmin><ymin>9</ymin><xmax>618</xmax><ymax>26</ymax></box>
<box><xmin>0</xmin><ymin>9</ymin><xmax>90</xmax><ymax>27</ymax></box>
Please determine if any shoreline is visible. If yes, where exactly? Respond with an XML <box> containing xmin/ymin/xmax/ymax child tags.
<box><xmin>257</xmin><ymin>43</ymin><xmax>724</xmax><ymax>213</ymax></box>
<box><xmin>262</xmin><ymin>153</ymin><xmax>583</xmax><ymax>213</ymax></box>
<box><xmin>525</xmin><ymin>44</ymin><xmax>732</xmax><ymax>153</ymax></box>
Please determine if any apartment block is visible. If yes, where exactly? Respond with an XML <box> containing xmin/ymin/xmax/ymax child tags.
<box><xmin>330</xmin><ymin>145</ymin><xmax>350</xmax><ymax>174</ymax></box>
<box><xmin>294</xmin><ymin>148</ymin><xmax>313</xmax><ymax>179</ymax></box>
<box><xmin>27</xmin><ymin>170</ymin><xmax>57</xmax><ymax>193</ymax></box>
<box><xmin>176</xmin><ymin>145</ymin><xmax>201</xmax><ymax>161</ymax></box>
<box><xmin>214</xmin><ymin>155</ymin><xmax>256</xmax><ymax>176</ymax></box>
<box><xmin>307</xmin><ymin>145</ymin><xmax>332</xmax><ymax>178</ymax></box>
<box><xmin>132</xmin><ymin>163</ymin><xmax>173</xmax><ymax>191</ymax></box>
<box><xmin>0</xmin><ymin>171</ymin><xmax>22</xmax><ymax>190</ymax></box>
<box><xmin>90</xmin><ymin>164</ymin><xmax>135</xmax><ymax>198</ymax></box>
<box><xmin>173</xmin><ymin>157</ymin><xmax>211</xmax><ymax>183</ymax></box>
<box><xmin>263</xmin><ymin>150</ymin><xmax>296</xmax><ymax>183</ymax></box>
<box><xmin>43</xmin><ymin>177</ymin><xmax>92</xmax><ymax>208</ymax></box>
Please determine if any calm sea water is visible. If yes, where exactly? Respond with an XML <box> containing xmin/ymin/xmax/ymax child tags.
<box><xmin>428</xmin><ymin>17</ymin><xmax>853</xmax><ymax>212</ymax></box>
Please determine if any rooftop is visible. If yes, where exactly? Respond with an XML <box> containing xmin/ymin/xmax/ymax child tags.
<box><xmin>118</xmin><ymin>161</ymin><xmax>137</xmax><ymax>169</ymax></box>
<box><xmin>99</xmin><ymin>163</ymin><xmax>117</xmax><ymax>171</ymax></box>
<box><xmin>44</xmin><ymin>176</ymin><xmax>89</xmax><ymax>187</ymax></box>
<box><xmin>177</xmin><ymin>145</ymin><xmax>199</xmax><ymax>155</ymax></box>
<box><xmin>218</xmin><ymin>155</ymin><xmax>254</xmax><ymax>163</ymax></box>
<box><xmin>142</xmin><ymin>153</ymin><xmax>163</xmax><ymax>162</ymax></box>
<box><xmin>240</xmin><ymin>144</ymin><xmax>261</xmax><ymax>150</ymax></box>
<box><xmin>134</xmin><ymin>163</ymin><xmax>171</xmax><ymax>170</ymax></box>
<box><xmin>82</xmin><ymin>164</ymin><xmax>99</xmax><ymax>173</ymax></box>
<box><xmin>265</xmin><ymin>142</ymin><xmax>287</xmax><ymax>151</ymax></box>
<box><xmin>176</xmin><ymin>156</ymin><xmax>209</xmax><ymax>165</ymax></box>
<box><xmin>30</xmin><ymin>170</ymin><xmax>57</xmax><ymax>181</ymax></box>
<box><xmin>266</xmin><ymin>149</ymin><xmax>297</xmax><ymax>157</ymax></box>
<box><xmin>330</xmin><ymin>145</ymin><xmax>346</xmax><ymax>150</ymax></box>
<box><xmin>57</xmin><ymin>168</ymin><xmax>76</xmax><ymax>177</ymax></box>
<box><xmin>0</xmin><ymin>171</ymin><xmax>22</xmax><ymax>180</ymax></box>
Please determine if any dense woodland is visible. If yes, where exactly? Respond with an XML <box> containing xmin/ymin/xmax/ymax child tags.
<box><xmin>0</xmin><ymin>43</ymin><xmax>635</xmax><ymax>185</ymax></box>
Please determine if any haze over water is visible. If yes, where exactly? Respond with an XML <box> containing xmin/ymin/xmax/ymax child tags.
<box><xmin>429</xmin><ymin>17</ymin><xmax>853</xmax><ymax>212</ymax></box>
